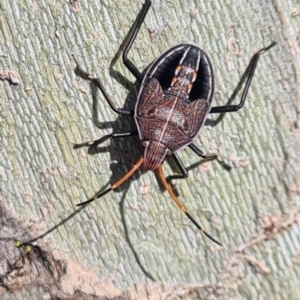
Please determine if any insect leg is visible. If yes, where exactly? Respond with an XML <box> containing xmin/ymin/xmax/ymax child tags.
<box><xmin>171</xmin><ymin>153</ymin><xmax>188</xmax><ymax>179</ymax></box>
<box><xmin>209</xmin><ymin>42</ymin><xmax>276</xmax><ymax>114</ymax></box>
<box><xmin>76</xmin><ymin>157</ymin><xmax>144</xmax><ymax>206</ymax></box>
<box><xmin>189</xmin><ymin>143</ymin><xmax>232</xmax><ymax>171</ymax></box>
<box><xmin>73</xmin><ymin>56</ymin><xmax>134</xmax><ymax>115</ymax></box>
<box><xmin>171</xmin><ymin>146</ymin><xmax>225</xmax><ymax>181</ymax></box>
<box><xmin>189</xmin><ymin>143</ymin><xmax>218</xmax><ymax>159</ymax></box>
<box><xmin>157</xmin><ymin>165</ymin><xmax>222</xmax><ymax>246</ymax></box>
<box><xmin>122</xmin><ymin>0</ymin><xmax>152</xmax><ymax>82</ymax></box>
<box><xmin>73</xmin><ymin>131</ymin><xmax>138</xmax><ymax>149</ymax></box>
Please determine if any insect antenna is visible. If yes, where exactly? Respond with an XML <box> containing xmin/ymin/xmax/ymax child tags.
<box><xmin>77</xmin><ymin>157</ymin><xmax>144</xmax><ymax>206</ymax></box>
<box><xmin>157</xmin><ymin>165</ymin><xmax>222</xmax><ymax>247</ymax></box>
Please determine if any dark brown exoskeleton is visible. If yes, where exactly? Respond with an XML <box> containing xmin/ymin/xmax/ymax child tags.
<box><xmin>136</xmin><ymin>45</ymin><xmax>214</xmax><ymax>171</ymax></box>
<box><xmin>74</xmin><ymin>0</ymin><xmax>276</xmax><ymax>246</ymax></box>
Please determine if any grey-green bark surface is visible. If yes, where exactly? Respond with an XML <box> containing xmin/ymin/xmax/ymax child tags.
<box><xmin>0</xmin><ymin>0</ymin><xmax>299</xmax><ymax>299</ymax></box>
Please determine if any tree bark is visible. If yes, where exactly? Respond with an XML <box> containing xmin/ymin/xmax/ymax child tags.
<box><xmin>0</xmin><ymin>0</ymin><xmax>299</xmax><ymax>299</ymax></box>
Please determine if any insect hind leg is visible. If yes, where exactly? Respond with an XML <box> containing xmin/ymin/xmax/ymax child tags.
<box><xmin>73</xmin><ymin>55</ymin><xmax>133</xmax><ymax>115</ymax></box>
<box><xmin>209</xmin><ymin>42</ymin><xmax>276</xmax><ymax>114</ymax></box>
<box><xmin>122</xmin><ymin>0</ymin><xmax>152</xmax><ymax>82</ymax></box>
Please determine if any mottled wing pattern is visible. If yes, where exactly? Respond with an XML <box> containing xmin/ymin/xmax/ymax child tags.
<box><xmin>180</xmin><ymin>99</ymin><xmax>209</xmax><ymax>138</ymax></box>
<box><xmin>137</xmin><ymin>78</ymin><xmax>164</xmax><ymax>116</ymax></box>
<box><xmin>135</xmin><ymin>116</ymin><xmax>166</xmax><ymax>141</ymax></box>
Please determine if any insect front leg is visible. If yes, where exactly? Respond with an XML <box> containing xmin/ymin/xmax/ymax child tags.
<box><xmin>188</xmin><ymin>143</ymin><xmax>218</xmax><ymax>159</ymax></box>
<box><xmin>189</xmin><ymin>143</ymin><xmax>232</xmax><ymax>171</ymax></box>
<box><xmin>170</xmin><ymin>146</ymin><xmax>221</xmax><ymax>181</ymax></box>
<box><xmin>122</xmin><ymin>0</ymin><xmax>152</xmax><ymax>82</ymax></box>
<box><xmin>172</xmin><ymin>153</ymin><xmax>188</xmax><ymax>179</ymax></box>
<box><xmin>168</xmin><ymin>150</ymin><xmax>225</xmax><ymax>181</ymax></box>
<box><xmin>209</xmin><ymin>42</ymin><xmax>276</xmax><ymax>114</ymax></box>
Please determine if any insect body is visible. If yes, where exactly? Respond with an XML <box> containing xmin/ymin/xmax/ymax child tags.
<box><xmin>74</xmin><ymin>0</ymin><xmax>276</xmax><ymax>246</ymax></box>
<box><xmin>136</xmin><ymin>45</ymin><xmax>214</xmax><ymax>170</ymax></box>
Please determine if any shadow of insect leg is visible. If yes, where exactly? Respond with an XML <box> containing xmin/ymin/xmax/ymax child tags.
<box><xmin>73</xmin><ymin>131</ymin><xmax>138</xmax><ymax>149</ymax></box>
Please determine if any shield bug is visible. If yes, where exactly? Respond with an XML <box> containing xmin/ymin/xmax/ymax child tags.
<box><xmin>74</xmin><ymin>0</ymin><xmax>276</xmax><ymax>246</ymax></box>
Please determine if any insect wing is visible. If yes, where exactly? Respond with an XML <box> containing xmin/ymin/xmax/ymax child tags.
<box><xmin>136</xmin><ymin>77</ymin><xmax>164</xmax><ymax>116</ymax></box>
<box><xmin>180</xmin><ymin>98</ymin><xmax>209</xmax><ymax>138</ymax></box>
